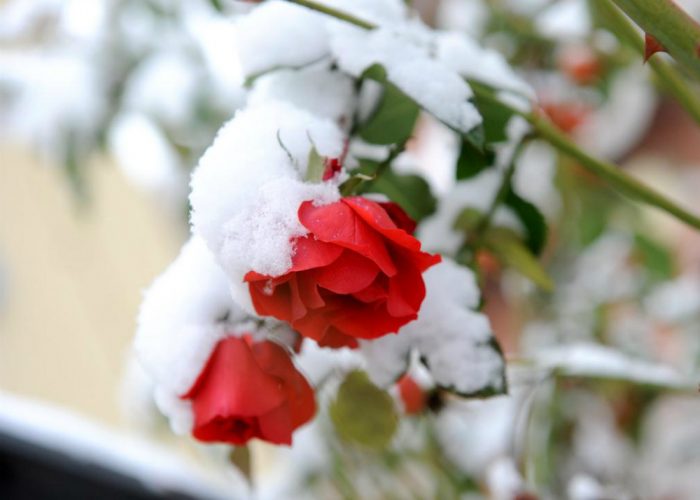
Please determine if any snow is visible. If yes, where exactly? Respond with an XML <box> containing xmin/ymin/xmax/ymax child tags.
<box><xmin>330</xmin><ymin>22</ymin><xmax>483</xmax><ymax>134</ymax></box>
<box><xmin>0</xmin><ymin>390</ymin><xmax>248</xmax><ymax>499</ymax></box>
<box><xmin>418</xmin><ymin>169</ymin><xmax>523</xmax><ymax>254</ymax></box>
<box><xmin>189</xmin><ymin>101</ymin><xmax>345</xmax><ymax>308</ymax></box>
<box><xmin>535</xmin><ymin>0</ymin><xmax>591</xmax><ymax>40</ymax></box>
<box><xmin>247</xmin><ymin>63</ymin><xmax>356</xmax><ymax>125</ymax></box>
<box><xmin>108</xmin><ymin>112</ymin><xmax>186</xmax><ymax>202</ymax></box>
<box><xmin>134</xmin><ymin>236</ymin><xmax>242</xmax><ymax>432</ymax></box>
<box><xmin>436</xmin><ymin>32</ymin><xmax>534</xmax><ymax>98</ymax></box>
<box><xmin>512</xmin><ymin>140</ymin><xmax>560</xmax><ymax>218</ymax></box>
<box><xmin>0</xmin><ymin>49</ymin><xmax>104</xmax><ymax>156</ymax></box>
<box><xmin>361</xmin><ymin>259</ymin><xmax>505</xmax><ymax>395</ymax></box>
<box><xmin>122</xmin><ymin>50</ymin><xmax>201</xmax><ymax>128</ymax></box>
<box><xmin>233</xmin><ymin>1</ymin><xmax>328</xmax><ymax>79</ymax></box>
<box><xmin>535</xmin><ymin>342</ymin><xmax>690</xmax><ymax>388</ymax></box>
<box><xmin>645</xmin><ymin>276</ymin><xmax>700</xmax><ymax>323</ymax></box>
<box><xmin>576</xmin><ymin>67</ymin><xmax>657</xmax><ymax>160</ymax></box>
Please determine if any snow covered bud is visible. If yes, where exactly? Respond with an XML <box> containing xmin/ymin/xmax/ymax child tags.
<box><xmin>245</xmin><ymin>197</ymin><xmax>441</xmax><ymax>348</ymax></box>
<box><xmin>182</xmin><ymin>336</ymin><xmax>315</xmax><ymax>446</ymax></box>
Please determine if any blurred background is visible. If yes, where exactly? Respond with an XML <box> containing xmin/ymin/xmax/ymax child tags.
<box><xmin>2</xmin><ymin>0</ymin><xmax>700</xmax><ymax>498</ymax></box>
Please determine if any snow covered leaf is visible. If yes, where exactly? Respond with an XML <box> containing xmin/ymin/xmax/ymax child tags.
<box><xmin>536</xmin><ymin>343</ymin><xmax>692</xmax><ymax>389</ymax></box>
<box><xmin>329</xmin><ymin>370</ymin><xmax>398</xmax><ymax>450</ymax></box>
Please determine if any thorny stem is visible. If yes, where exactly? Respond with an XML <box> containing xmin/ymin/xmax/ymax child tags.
<box><xmin>285</xmin><ymin>0</ymin><xmax>700</xmax><ymax>231</ymax></box>
<box><xmin>597</xmin><ymin>0</ymin><xmax>700</xmax><ymax>125</ymax></box>
<box><xmin>611</xmin><ymin>0</ymin><xmax>700</xmax><ymax>82</ymax></box>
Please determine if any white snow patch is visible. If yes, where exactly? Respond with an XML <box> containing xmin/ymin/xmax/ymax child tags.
<box><xmin>190</xmin><ymin>101</ymin><xmax>344</xmax><ymax>300</ymax></box>
<box><xmin>134</xmin><ymin>236</ymin><xmax>243</xmax><ymax>432</ymax></box>
<box><xmin>361</xmin><ymin>259</ymin><xmax>504</xmax><ymax>394</ymax></box>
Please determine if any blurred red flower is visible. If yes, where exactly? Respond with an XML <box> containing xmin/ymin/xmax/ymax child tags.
<box><xmin>182</xmin><ymin>336</ymin><xmax>315</xmax><ymax>445</ymax></box>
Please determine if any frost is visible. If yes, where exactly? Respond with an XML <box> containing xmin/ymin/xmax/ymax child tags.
<box><xmin>190</xmin><ymin>101</ymin><xmax>345</xmax><ymax>306</ymax></box>
<box><xmin>512</xmin><ymin>140</ymin><xmax>560</xmax><ymax>218</ymax></box>
<box><xmin>361</xmin><ymin>258</ymin><xmax>505</xmax><ymax>395</ymax></box>
<box><xmin>134</xmin><ymin>236</ymin><xmax>244</xmax><ymax>432</ymax></box>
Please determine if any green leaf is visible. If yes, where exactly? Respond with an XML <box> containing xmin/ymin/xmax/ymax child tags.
<box><xmin>360</xmin><ymin>169</ymin><xmax>437</xmax><ymax>222</ymax></box>
<box><xmin>305</xmin><ymin>146</ymin><xmax>325</xmax><ymax>183</ymax></box>
<box><xmin>359</xmin><ymin>81</ymin><xmax>420</xmax><ymax>145</ymax></box>
<box><xmin>634</xmin><ymin>233</ymin><xmax>674</xmax><ymax>281</ymax></box>
<box><xmin>504</xmin><ymin>190</ymin><xmax>548</xmax><ymax>255</ymax></box>
<box><xmin>472</xmin><ymin>92</ymin><xmax>515</xmax><ymax>143</ymax></box>
<box><xmin>484</xmin><ymin>227</ymin><xmax>554</xmax><ymax>291</ymax></box>
<box><xmin>330</xmin><ymin>370</ymin><xmax>398</xmax><ymax>450</ymax></box>
<box><xmin>456</xmin><ymin>139</ymin><xmax>495</xmax><ymax>180</ymax></box>
<box><xmin>452</xmin><ymin>207</ymin><xmax>484</xmax><ymax>232</ymax></box>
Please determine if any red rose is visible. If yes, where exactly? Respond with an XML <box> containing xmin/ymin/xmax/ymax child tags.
<box><xmin>245</xmin><ymin>196</ymin><xmax>441</xmax><ymax>348</ymax></box>
<box><xmin>182</xmin><ymin>336</ymin><xmax>315</xmax><ymax>446</ymax></box>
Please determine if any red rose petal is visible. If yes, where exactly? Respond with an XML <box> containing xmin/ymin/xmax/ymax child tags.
<box><xmin>315</xmin><ymin>250</ymin><xmax>380</xmax><ymax>294</ymax></box>
<box><xmin>257</xmin><ymin>403</ymin><xmax>294</xmax><ymax>445</ymax></box>
<box><xmin>378</xmin><ymin>201</ymin><xmax>417</xmax><ymax>234</ymax></box>
<box><xmin>343</xmin><ymin>197</ymin><xmax>420</xmax><ymax>251</ymax></box>
<box><xmin>387</xmin><ymin>252</ymin><xmax>426</xmax><ymax>318</ymax></box>
<box><xmin>290</xmin><ymin>235</ymin><xmax>344</xmax><ymax>272</ymax></box>
<box><xmin>248</xmin><ymin>281</ymin><xmax>293</xmax><ymax>321</ymax></box>
<box><xmin>298</xmin><ymin>200</ymin><xmax>397</xmax><ymax>277</ymax></box>
<box><xmin>185</xmin><ymin>337</ymin><xmax>286</xmax><ymax>419</ymax></box>
<box><xmin>296</xmin><ymin>272</ymin><xmax>326</xmax><ymax>309</ymax></box>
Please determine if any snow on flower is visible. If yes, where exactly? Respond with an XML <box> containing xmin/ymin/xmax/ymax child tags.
<box><xmin>361</xmin><ymin>258</ymin><xmax>505</xmax><ymax>395</ymax></box>
<box><xmin>134</xmin><ymin>236</ymin><xmax>246</xmax><ymax>433</ymax></box>
<box><xmin>189</xmin><ymin>101</ymin><xmax>345</xmax><ymax>310</ymax></box>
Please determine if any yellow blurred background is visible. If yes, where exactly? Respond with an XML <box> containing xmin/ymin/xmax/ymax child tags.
<box><xmin>0</xmin><ymin>145</ymin><xmax>183</xmax><ymax>426</ymax></box>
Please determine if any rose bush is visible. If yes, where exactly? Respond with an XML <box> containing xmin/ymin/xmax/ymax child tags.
<box><xmin>182</xmin><ymin>335</ymin><xmax>315</xmax><ymax>445</ymax></box>
<box><xmin>245</xmin><ymin>196</ymin><xmax>441</xmax><ymax>348</ymax></box>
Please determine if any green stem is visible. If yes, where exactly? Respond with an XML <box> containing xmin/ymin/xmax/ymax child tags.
<box><xmin>284</xmin><ymin>0</ymin><xmax>700</xmax><ymax>231</ymax></box>
<box><xmin>286</xmin><ymin>0</ymin><xmax>376</xmax><ymax>29</ymax></box>
<box><xmin>611</xmin><ymin>0</ymin><xmax>700</xmax><ymax>81</ymax></box>
<box><xmin>596</xmin><ymin>0</ymin><xmax>700</xmax><ymax>124</ymax></box>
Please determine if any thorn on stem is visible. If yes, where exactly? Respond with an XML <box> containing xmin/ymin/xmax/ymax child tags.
<box><xmin>644</xmin><ymin>33</ymin><xmax>666</xmax><ymax>62</ymax></box>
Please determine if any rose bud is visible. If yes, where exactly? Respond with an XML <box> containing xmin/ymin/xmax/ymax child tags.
<box><xmin>245</xmin><ymin>197</ymin><xmax>441</xmax><ymax>348</ymax></box>
<box><xmin>397</xmin><ymin>374</ymin><xmax>427</xmax><ymax>415</ymax></box>
<box><xmin>182</xmin><ymin>336</ymin><xmax>315</xmax><ymax>446</ymax></box>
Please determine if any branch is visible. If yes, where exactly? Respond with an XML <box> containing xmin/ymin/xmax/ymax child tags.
<box><xmin>596</xmin><ymin>0</ymin><xmax>700</xmax><ymax>124</ymax></box>
<box><xmin>611</xmin><ymin>0</ymin><xmax>700</xmax><ymax>81</ymax></box>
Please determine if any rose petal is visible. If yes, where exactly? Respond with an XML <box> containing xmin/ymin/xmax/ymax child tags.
<box><xmin>298</xmin><ymin>201</ymin><xmax>397</xmax><ymax>276</ymax></box>
<box><xmin>249</xmin><ymin>281</ymin><xmax>293</xmax><ymax>321</ymax></box>
<box><xmin>343</xmin><ymin>197</ymin><xmax>420</xmax><ymax>251</ymax></box>
<box><xmin>257</xmin><ymin>403</ymin><xmax>294</xmax><ymax>445</ymax></box>
<box><xmin>290</xmin><ymin>235</ymin><xmax>344</xmax><ymax>272</ymax></box>
<box><xmin>184</xmin><ymin>337</ymin><xmax>286</xmax><ymax>418</ymax></box>
<box><xmin>315</xmin><ymin>250</ymin><xmax>380</xmax><ymax>294</ymax></box>
<box><xmin>378</xmin><ymin>201</ymin><xmax>417</xmax><ymax>234</ymax></box>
